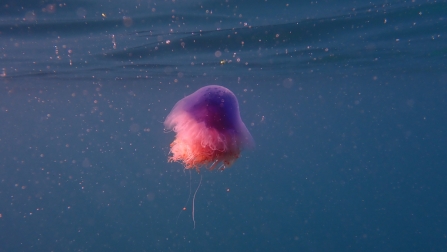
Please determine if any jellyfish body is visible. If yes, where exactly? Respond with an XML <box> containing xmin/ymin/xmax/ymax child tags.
<box><xmin>164</xmin><ymin>85</ymin><xmax>254</xmax><ymax>171</ymax></box>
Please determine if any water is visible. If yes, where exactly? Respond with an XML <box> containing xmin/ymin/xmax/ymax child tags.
<box><xmin>1</xmin><ymin>0</ymin><xmax>446</xmax><ymax>251</ymax></box>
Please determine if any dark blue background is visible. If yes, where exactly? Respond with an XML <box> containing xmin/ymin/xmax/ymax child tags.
<box><xmin>1</xmin><ymin>0</ymin><xmax>446</xmax><ymax>251</ymax></box>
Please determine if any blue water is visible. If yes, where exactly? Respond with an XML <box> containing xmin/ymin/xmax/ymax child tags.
<box><xmin>1</xmin><ymin>0</ymin><xmax>446</xmax><ymax>251</ymax></box>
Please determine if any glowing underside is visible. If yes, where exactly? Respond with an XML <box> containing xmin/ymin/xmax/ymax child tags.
<box><xmin>168</xmin><ymin>113</ymin><xmax>241</xmax><ymax>171</ymax></box>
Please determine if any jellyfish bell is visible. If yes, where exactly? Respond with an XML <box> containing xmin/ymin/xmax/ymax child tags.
<box><xmin>164</xmin><ymin>85</ymin><xmax>254</xmax><ymax>171</ymax></box>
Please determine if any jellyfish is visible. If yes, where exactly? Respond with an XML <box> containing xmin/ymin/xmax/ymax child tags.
<box><xmin>164</xmin><ymin>85</ymin><xmax>254</xmax><ymax>171</ymax></box>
